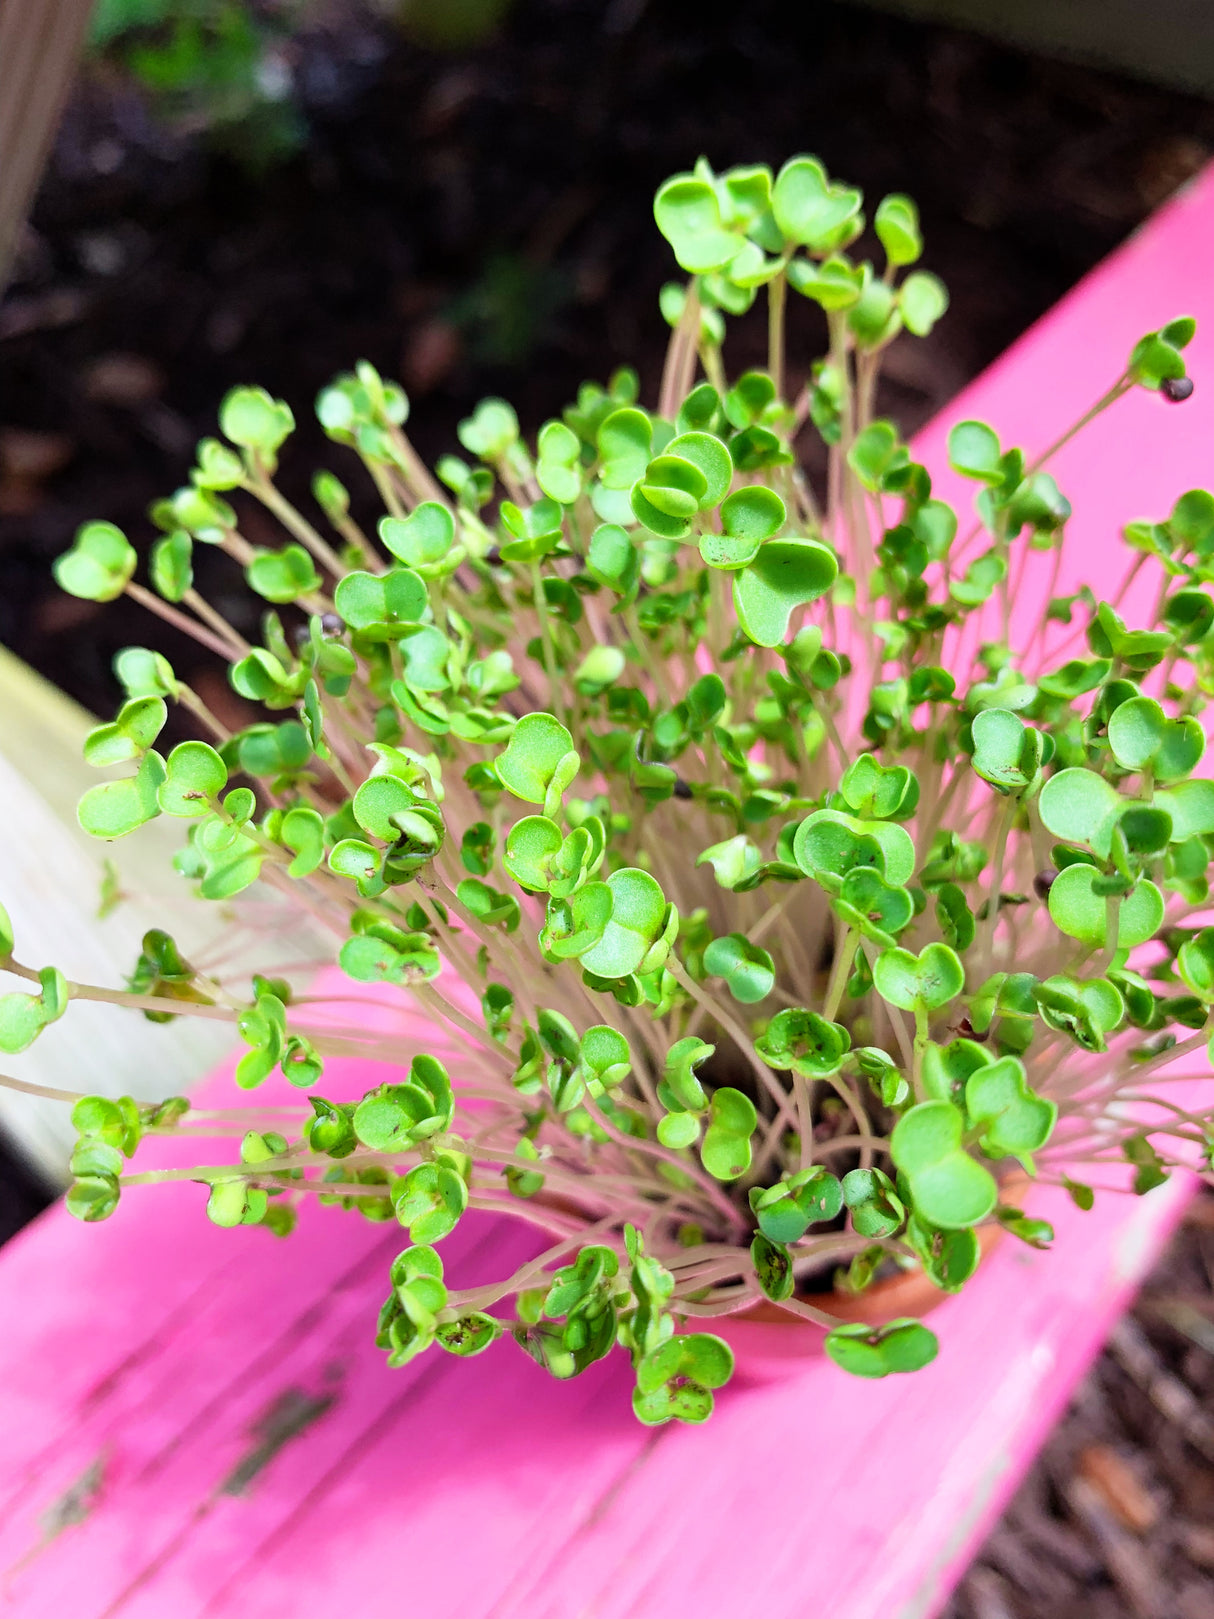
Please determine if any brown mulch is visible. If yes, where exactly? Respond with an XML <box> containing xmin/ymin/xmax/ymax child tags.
<box><xmin>945</xmin><ymin>1191</ymin><xmax>1214</xmax><ymax>1619</ymax></box>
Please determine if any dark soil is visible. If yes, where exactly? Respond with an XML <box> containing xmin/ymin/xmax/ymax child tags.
<box><xmin>3</xmin><ymin>4</ymin><xmax>1214</xmax><ymax>1611</ymax></box>
<box><xmin>5</xmin><ymin>0</ymin><xmax>1214</xmax><ymax>722</ymax></box>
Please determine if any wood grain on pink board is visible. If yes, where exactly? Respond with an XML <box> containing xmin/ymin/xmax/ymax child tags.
<box><xmin>0</xmin><ymin>990</ymin><xmax>442</xmax><ymax>1501</ymax></box>
<box><xmin>4</xmin><ymin>166</ymin><xmax>1214</xmax><ymax>1618</ymax></box>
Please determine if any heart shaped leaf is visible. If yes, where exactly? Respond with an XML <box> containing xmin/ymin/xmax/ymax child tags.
<box><xmin>755</xmin><ymin>1008</ymin><xmax>850</xmax><ymax>1077</ymax></box>
<box><xmin>55</xmin><ymin>521</ymin><xmax>137</xmax><ymax>602</ymax></box>
<box><xmin>772</xmin><ymin>156</ymin><xmax>862</xmax><ymax>250</ymax></box>
<box><xmin>380</xmin><ymin>502</ymin><xmax>459</xmax><ymax>575</ymax></box>
<box><xmin>157</xmin><ymin>742</ymin><xmax>229</xmax><ymax>818</ymax></box>
<box><xmin>906</xmin><ymin>1218</ymin><xmax>980</xmax><ymax>1292</ymax></box>
<box><xmin>83</xmin><ymin>697</ymin><xmax>167</xmax><ymax>768</ymax></box>
<box><xmin>1107</xmin><ymin>695</ymin><xmax>1204</xmax><ymax>781</ymax></box>
<box><xmin>1038</xmin><ymin>767</ymin><xmax>1123</xmax><ymax>856</ymax></box>
<box><xmin>334</xmin><ymin>567</ymin><xmax>426</xmax><ymax>633</ymax></box>
<box><xmin>873</xmin><ymin>943</ymin><xmax>965</xmax><ymax>1013</ymax></box>
<box><xmin>578</xmin><ymin>868</ymin><xmax>669</xmax><ymax>979</ymax></box>
<box><xmin>749</xmin><ymin>1166</ymin><xmax>843</xmax><ymax>1242</ymax></box>
<box><xmin>653</xmin><ymin>176</ymin><xmax>747</xmax><ymax>274</ymax></box>
<box><xmin>632</xmin><ymin>1331</ymin><xmax>734</xmax><ymax>1425</ymax></box>
<box><xmin>219</xmin><ymin>384</ymin><xmax>294</xmax><ymax>456</ymax></box>
<box><xmin>971</xmin><ymin>708</ymin><xmax>1044</xmax><ymax>795</ymax></box>
<box><xmin>246</xmin><ymin>544</ymin><xmax>321</xmax><ymax>604</ymax></box>
<box><xmin>78</xmin><ymin>750</ymin><xmax>166</xmax><ymax>840</ymax></box>
<box><xmin>832</xmin><ymin>867</ymin><xmax>914</xmax><ymax>947</ymax></box>
<box><xmin>733</xmin><ymin>539</ymin><xmax>838</xmax><ymax>647</ymax></box>
<box><xmin>1047</xmin><ymin>866</ymin><xmax>1163</xmax><ymax>948</ymax></box>
<box><xmin>597</xmin><ymin>408</ymin><xmax>653</xmax><ymax>489</ymax></box>
<box><xmin>824</xmin><ymin>1319</ymin><xmax>939</xmax><ymax>1379</ymax></box>
<box><xmin>540</xmin><ymin>882</ymin><xmax>613</xmax><ymax>962</ymax></box>
<box><xmin>391</xmin><ymin>1159</ymin><xmax>468</xmax><ymax>1245</ymax></box>
<box><xmin>841</xmin><ymin>1167</ymin><xmax>905</xmax><ymax>1238</ymax></box>
<box><xmin>838</xmin><ymin>753</ymin><xmax>919</xmax><ymax>821</ymax></box>
<box><xmin>700</xmin><ymin>1087</ymin><xmax>757</xmax><ymax>1181</ymax></box>
<box><xmin>794</xmin><ymin>809</ymin><xmax>915</xmax><ymax>890</ymax></box>
<box><xmin>503</xmin><ymin>815</ymin><xmax>563</xmax><ymax>891</ymax></box>
<box><xmin>1033</xmin><ymin>974</ymin><xmax>1125</xmax><ymax>1052</ymax></box>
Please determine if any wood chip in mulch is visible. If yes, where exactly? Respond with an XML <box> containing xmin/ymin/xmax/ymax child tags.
<box><xmin>945</xmin><ymin>1189</ymin><xmax>1214</xmax><ymax>1619</ymax></box>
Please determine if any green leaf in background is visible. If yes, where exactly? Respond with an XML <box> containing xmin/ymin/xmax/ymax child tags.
<box><xmin>900</xmin><ymin>271</ymin><xmax>948</xmax><ymax>336</ymax></box>
<box><xmin>220</xmin><ymin>385</ymin><xmax>295</xmax><ymax>457</ymax></box>
<box><xmin>874</xmin><ymin>193</ymin><xmax>922</xmax><ymax>266</ymax></box>
<box><xmin>247</xmin><ymin>545</ymin><xmax>321</xmax><ymax>604</ymax></box>
<box><xmin>947</xmin><ymin>421</ymin><xmax>1001</xmax><ymax>482</ymax></box>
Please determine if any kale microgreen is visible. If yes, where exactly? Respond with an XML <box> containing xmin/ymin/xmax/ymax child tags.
<box><xmin>9</xmin><ymin>155</ymin><xmax>1212</xmax><ymax>1423</ymax></box>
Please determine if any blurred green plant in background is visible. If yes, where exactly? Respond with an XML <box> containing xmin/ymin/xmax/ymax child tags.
<box><xmin>86</xmin><ymin>0</ymin><xmax>512</xmax><ymax>169</ymax></box>
<box><xmin>88</xmin><ymin>0</ymin><xmax>309</xmax><ymax>167</ymax></box>
<box><xmin>447</xmin><ymin>252</ymin><xmax>573</xmax><ymax>369</ymax></box>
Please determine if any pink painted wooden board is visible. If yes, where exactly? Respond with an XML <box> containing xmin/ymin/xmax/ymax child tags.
<box><xmin>4</xmin><ymin>165</ymin><xmax>1214</xmax><ymax>1618</ymax></box>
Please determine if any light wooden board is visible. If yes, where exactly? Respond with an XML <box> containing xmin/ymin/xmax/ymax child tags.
<box><xmin>0</xmin><ymin>650</ymin><xmax>325</xmax><ymax>1176</ymax></box>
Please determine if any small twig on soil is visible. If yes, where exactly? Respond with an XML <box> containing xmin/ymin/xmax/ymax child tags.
<box><xmin>1063</xmin><ymin>1473</ymin><xmax>1167</xmax><ymax>1619</ymax></box>
<box><xmin>1109</xmin><ymin>1317</ymin><xmax>1214</xmax><ymax>1464</ymax></box>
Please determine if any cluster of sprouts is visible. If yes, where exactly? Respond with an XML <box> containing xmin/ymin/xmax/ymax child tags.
<box><xmin>6</xmin><ymin>156</ymin><xmax>1213</xmax><ymax>1416</ymax></box>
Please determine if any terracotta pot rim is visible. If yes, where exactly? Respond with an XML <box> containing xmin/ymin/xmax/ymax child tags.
<box><xmin>540</xmin><ymin>1171</ymin><xmax>1032</xmax><ymax>1335</ymax></box>
<box><xmin>732</xmin><ymin>1168</ymin><xmax>1033</xmax><ymax>1331</ymax></box>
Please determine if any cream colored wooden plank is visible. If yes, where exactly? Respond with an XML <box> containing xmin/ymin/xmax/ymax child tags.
<box><xmin>0</xmin><ymin>650</ymin><xmax>326</xmax><ymax>1178</ymax></box>
<box><xmin>0</xmin><ymin>751</ymin><xmax>233</xmax><ymax>1177</ymax></box>
<box><xmin>0</xmin><ymin>644</ymin><xmax>191</xmax><ymax>895</ymax></box>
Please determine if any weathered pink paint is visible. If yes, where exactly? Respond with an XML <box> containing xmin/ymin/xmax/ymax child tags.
<box><xmin>3</xmin><ymin>165</ymin><xmax>1214</xmax><ymax>1617</ymax></box>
